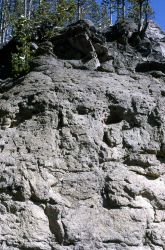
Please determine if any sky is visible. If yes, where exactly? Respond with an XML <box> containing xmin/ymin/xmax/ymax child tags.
<box><xmin>151</xmin><ymin>0</ymin><xmax>165</xmax><ymax>31</ymax></box>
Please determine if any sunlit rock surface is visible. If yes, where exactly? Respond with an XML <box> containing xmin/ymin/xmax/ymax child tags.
<box><xmin>0</xmin><ymin>20</ymin><xmax>165</xmax><ymax>250</ymax></box>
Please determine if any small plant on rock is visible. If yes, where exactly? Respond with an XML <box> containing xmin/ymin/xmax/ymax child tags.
<box><xmin>12</xmin><ymin>16</ymin><xmax>34</xmax><ymax>78</ymax></box>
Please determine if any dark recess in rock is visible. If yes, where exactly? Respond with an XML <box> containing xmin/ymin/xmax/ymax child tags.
<box><xmin>136</xmin><ymin>61</ymin><xmax>165</xmax><ymax>73</ymax></box>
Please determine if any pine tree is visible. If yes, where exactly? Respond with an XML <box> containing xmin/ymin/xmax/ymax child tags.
<box><xmin>101</xmin><ymin>0</ymin><xmax>110</xmax><ymax>29</ymax></box>
<box><xmin>143</xmin><ymin>0</ymin><xmax>153</xmax><ymax>23</ymax></box>
<box><xmin>121</xmin><ymin>0</ymin><xmax>126</xmax><ymax>20</ymax></box>
<box><xmin>0</xmin><ymin>0</ymin><xmax>11</xmax><ymax>43</ymax></box>
<box><xmin>129</xmin><ymin>0</ymin><xmax>153</xmax><ymax>31</ymax></box>
<box><xmin>76</xmin><ymin>0</ymin><xmax>86</xmax><ymax>20</ymax></box>
<box><xmin>109</xmin><ymin>0</ymin><xmax>116</xmax><ymax>25</ymax></box>
<box><xmin>81</xmin><ymin>0</ymin><xmax>101</xmax><ymax>27</ymax></box>
<box><xmin>0</xmin><ymin>0</ymin><xmax>155</xmax><ymax>45</ymax></box>
<box><xmin>115</xmin><ymin>0</ymin><xmax>127</xmax><ymax>22</ymax></box>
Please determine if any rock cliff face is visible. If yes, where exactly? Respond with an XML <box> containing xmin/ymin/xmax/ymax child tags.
<box><xmin>0</xmin><ymin>20</ymin><xmax>165</xmax><ymax>250</ymax></box>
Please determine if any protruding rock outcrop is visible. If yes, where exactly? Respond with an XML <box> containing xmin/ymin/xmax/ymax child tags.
<box><xmin>51</xmin><ymin>19</ymin><xmax>110</xmax><ymax>70</ymax></box>
<box><xmin>0</xmin><ymin>19</ymin><xmax>165</xmax><ymax>79</ymax></box>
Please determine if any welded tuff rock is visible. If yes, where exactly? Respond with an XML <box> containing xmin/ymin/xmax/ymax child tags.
<box><xmin>0</xmin><ymin>55</ymin><xmax>165</xmax><ymax>250</ymax></box>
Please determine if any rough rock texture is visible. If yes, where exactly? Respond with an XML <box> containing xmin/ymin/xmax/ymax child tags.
<box><xmin>0</xmin><ymin>54</ymin><xmax>165</xmax><ymax>250</ymax></box>
<box><xmin>0</xmin><ymin>20</ymin><xmax>165</xmax><ymax>250</ymax></box>
<box><xmin>51</xmin><ymin>20</ymin><xmax>110</xmax><ymax>70</ymax></box>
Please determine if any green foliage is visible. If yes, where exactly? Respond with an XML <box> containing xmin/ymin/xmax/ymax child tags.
<box><xmin>11</xmin><ymin>0</ymin><xmax>76</xmax><ymax>78</ymax></box>
<box><xmin>32</xmin><ymin>0</ymin><xmax>55</xmax><ymax>40</ymax></box>
<box><xmin>128</xmin><ymin>0</ymin><xmax>154</xmax><ymax>29</ymax></box>
<box><xmin>56</xmin><ymin>0</ymin><xmax>76</xmax><ymax>26</ymax></box>
<box><xmin>101</xmin><ymin>0</ymin><xmax>111</xmax><ymax>29</ymax></box>
<box><xmin>82</xmin><ymin>0</ymin><xmax>101</xmax><ymax>27</ymax></box>
<box><xmin>31</xmin><ymin>0</ymin><xmax>76</xmax><ymax>40</ymax></box>
<box><xmin>12</xmin><ymin>16</ymin><xmax>34</xmax><ymax>78</ymax></box>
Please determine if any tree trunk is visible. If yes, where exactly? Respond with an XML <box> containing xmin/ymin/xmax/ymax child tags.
<box><xmin>0</xmin><ymin>0</ymin><xmax>8</xmax><ymax>44</ymax></box>
<box><xmin>109</xmin><ymin>0</ymin><xmax>113</xmax><ymax>25</ymax></box>
<box><xmin>144</xmin><ymin>0</ymin><xmax>149</xmax><ymax>23</ymax></box>
<box><xmin>138</xmin><ymin>1</ymin><xmax>143</xmax><ymax>31</ymax></box>
<box><xmin>0</xmin><ymin>0</ymin><xmax>4</xmax><ymax>44</ymax></box>
<box><xmin>24</xmin><ymin>0</ymin><xmax>27</xmax><ymax>17</ymax></box>
<box><xmin>77</xmin><ymin>0</ymin><xmax>81</xmax><ymax>20</ymax></box>
<box><xmin>116</xmin><ymin>0</ymin><xmax>120</xmax><ymax>21</ymax></box>
<box><xmin>28</xmin><ymin>0</ymin><xmax>33</xmax><ymax>19</ymax></box>
<box><xmin>121</xmin><ymin>0</ymin><xmax>125</xmax><ymax>20</ymax></box>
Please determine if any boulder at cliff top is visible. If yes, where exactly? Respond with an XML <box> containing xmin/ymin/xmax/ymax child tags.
<box><xmin>51</xmin><ymin>19</ymin><xmax>110</xmax><ymax>69</ymax></box>
<box><xmin>104</xmin><ymin>20</ymin><xmax>138</xmax><ymax>43</ymax></box>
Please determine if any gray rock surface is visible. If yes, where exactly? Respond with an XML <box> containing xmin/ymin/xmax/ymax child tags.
<box><xmin>146</xmin><ymin>21</ymin><xmax>165</xmax><ymax>41</ymax></box>
<box><xmin>146</xmin><ymin>21</ymin><xmax>165</xmax><ymax>61</ymax></box>
<box><xmin>0</xmin><ymin>53</ymin><xmax>165</xmax><ymax>250</ymax></box>
<box><xmin>0</xmin><ymin>19</ymin><xmax>165</xmax><ymax>250</ymax></box>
